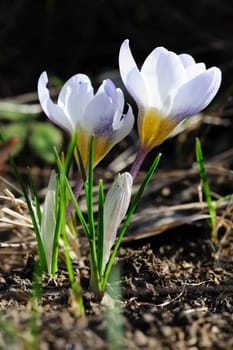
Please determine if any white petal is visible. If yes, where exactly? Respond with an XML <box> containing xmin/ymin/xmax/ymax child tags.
<box><xmin>179</xmin><ymin>54</ymin><xmax>206</xmax><ymax>81</ymax></box>
<box><xmin>141</xmin><ymin>47</ymin><xmax>186</xmax><ymax>108</ymax></box>
<box><xmin>170</xmin><ymin>67</ymin><xmax>222</xmax><ymax>122</ymax></box>
<box><xmin>112</xmin><ymin>88</ymin><xmax>125</xmax><ymax>130</ymax></box>
<box><xmin>185</xmin><ymin>63</ymin><xmax>206</xmax><ymax>81</ymax></box>
<box><xmin>140</xmin><ymin>47</ymin><xmax>163</xmax><ymax>108</ymax></box>
<box><xmin>179</xmin><ymin>53</ymin><xmax>196</xmax><ymax>68</ymax></box>
<box><xmin>58</xmin><ymin>74</ymin><xmax>94</xmax><ymax>128</ymax></box>
<box><xmin>112</xmin><ymin>104</ymin><xmax>134</xmax><ymax>144</ymax></box>
<box><xmin>119</xmin><ymin>39</ymin><xmax>148</xmax><ymax>107</ymax></box>
<box><xmin>83</xmin><ymin>90</ymin><xmax>114</xmax><ymax>134</ymax></box>
<box><xmin>102</xmin><ymin>79</ymin><xmax>118</xmax><ymax>106</ymax></box>
<box><xmin>38</xmin><ymin>72</ymin><xmax>74</xmax><ymax>132</ymax></box>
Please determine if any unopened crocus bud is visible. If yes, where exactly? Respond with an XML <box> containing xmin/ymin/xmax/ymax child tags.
<box><xmin>40</xmin><ymin>170</ymin><xmax>57</xmax><ymax>274</ymax></box>
<box><xmin>102</xmin><ymin>172</ymin><xmax>133</xmax><ymax>273</ymax></box>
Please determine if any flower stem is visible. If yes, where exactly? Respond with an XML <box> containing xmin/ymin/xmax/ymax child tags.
<box><xmin>130</xmin><ymin>147</ymin><xmax>148</xmax><ymax>180</ymax></box>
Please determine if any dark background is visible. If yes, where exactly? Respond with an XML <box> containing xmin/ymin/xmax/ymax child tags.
<box><xmin>1</xmin><ymin>0</ymin><xmax>233</xmax><ymax>97</ymax></box>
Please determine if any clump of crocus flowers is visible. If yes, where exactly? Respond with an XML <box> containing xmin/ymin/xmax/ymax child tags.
<box><xmin>35</xmin><ymin>39</ymin><xmax>221</xmax><ymax>299</ymax></box>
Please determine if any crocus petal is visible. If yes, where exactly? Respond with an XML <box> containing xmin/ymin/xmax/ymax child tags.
<box><xmin>112</xmin><ymin>104</ymin><xmax>134</xmax><ymax>144</ymax></box>
<box><xmin>170</xmin><ymin>67</ymin><xmax>222</xmax><ymax>122</ymax></box>
<box><xmin>38</xmin><ymin>72</ymin><xmax>74</xmax><ymax>132</ymax></box>
<box><xmin>83</xmin><ymin>90</ymin><xmax>115</xmax><ymax>135</ymax></box>
<box><xmin>179</xmin><ymin>53</ymin><xmax>196</xmax><ymax>68</ymax></box>
<box><xmin>89</xmin><ymin>104</ymin><xmax>134</xmax><ymax>168</ymax></box>
<box><xmin>102</xmin><ymin>172</ymin><xmax>133</xmax><ymax>273</ymax></box>
<box><xmin>58</xmin><ymin>74</ymin><xmax>94</xmax><ymax>128</ymax></box>
<box><xmin>119</xmin><ymin>39</ymin><xmax>148</xmax><ymax>107</ymax></box>
<box><xmin>102</xmin><ymin>79</ymin><xmax>118</xmax><ymax>107</ymax></box>
<box><xmin>142</xmin><ymin>47</ymin><xmax>186</xmax><ymax>111</ymax></box>
<box><xmin>112</xmin><ymin>88</ymin><xmax>125</xmax><ymax>130</ymax></box>
<box><xmin>185</xmin><ymin>63</ymin><xmax>206</xmax><ymax>81</ymax></box>
<box><xmin>142</xmin><ymin>47</ymin><xmax>185</xmax><ymax>113</ymax></box>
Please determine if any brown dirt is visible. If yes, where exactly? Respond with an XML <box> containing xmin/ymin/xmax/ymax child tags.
<box><xmin>0</xmin><ymin>118</ymin><xmax>233</xmax><ymax>349</ymax></box>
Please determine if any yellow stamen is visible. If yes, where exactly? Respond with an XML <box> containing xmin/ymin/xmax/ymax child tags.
<box><xmin>75</xmin><ymin>129</ymin><xmax>113</xmax><ymax>170</ymax></box>
<box><xmin>138</xmin><ymin>108</ymin><xmax>177</xmax><ymax>151</ymax></box>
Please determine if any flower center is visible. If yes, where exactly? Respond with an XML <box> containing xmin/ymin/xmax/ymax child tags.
<box><xmin>138</xmin><ymin>108</ymin><xmax>177</xmax><ymax>152</ymax></box>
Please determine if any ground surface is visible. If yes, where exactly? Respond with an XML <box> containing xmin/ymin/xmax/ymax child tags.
<box><xmin>0</xmin><ymin>112</ymin><xmax>233</xmax><ymax>349</ymax></box>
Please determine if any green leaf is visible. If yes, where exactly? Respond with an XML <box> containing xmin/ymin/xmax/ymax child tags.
<box><xmin>195</xmin><ymin>138</ymin><xmax>216</xmax><ymax>242</ymax></box>
<box><xmin>29</xmin><ymin>122</ymin><xmax>63</xmax><ymax>163</ymax></box>
<box><xmin>97</xmin><ymin>179</ymin><xmax>104</xmax><ymax>277</ymax></box>
<box><xmin>0</xmin><ymin>122</ymin><xmax>28</xmax><ymax>155</ymax></box>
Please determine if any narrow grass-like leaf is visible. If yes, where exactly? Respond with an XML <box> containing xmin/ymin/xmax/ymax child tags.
<box><xmin>75</xmin><ymin>146</ymin><xmax>87</xmax><ymax>183</ymax></box>
<box><xmin>65</xmin><ymin>176</ymin><xmax>90</xmax><ymax>237</ymax></box>
<box><xmin>86</xmin><ymin>136</ymin><xmax>101</xmax><ymax>294</ymax></box>
<box><xmin>59</xmin><ymin>170</ymin><xmax>85</xmax><ymax>315</ymax></box>
<box><xmin>97</xmin><ymin>179</ymin><xmax>104</xmax><ymax>277</ymax></box>
<box><xmin>54</xmin><ymin>146</ymin><xmax>89</xmax><ymax>237</ymax></box>
<box><xmin>102</xmin><ymin>153</ymin><xmax>161</xmax><ymax>290</ymax></box>
<box><xmin>29</xmin><ymin>262</ymin><xmax>43</xmax><ymax>350</ymax></box>
<box><xmin>215</xmin><ymin>194</ymin><xmax>232</xmax><ymax>207</ymax></box>
<box><xmin>63</xmin><ymin>129</ymin><xmax>79</xmax><ymax>176</ymax></box>
<box><xmin>9</xmin><ymin>157</ymin><xmax>47</xmax><ymax>271</ymax></box>
<box><xmin>27</xmin><ymin>167</ymin><xmax>42</xmax><ymax>226</ymax></box>
<box><xmin>86</xmin><ymin>136</ymin><xmax>95</xmax><ymax>240</ymax></box>
<box><xmin>87</xmin><ymin>136</ymin><xmax>95</xmax><ymax>234</ymax></box>
<box><xmin>195</xmin><ymin>138</ymin><xmax>216</xmax><ymax>242</ymax></box>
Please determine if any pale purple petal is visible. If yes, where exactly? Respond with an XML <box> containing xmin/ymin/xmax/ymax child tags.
<box><xmin>111</xmin><ymin>104</ymin><xmax>134</xmax><ymax>144</ymax></box>
<box><xmin>170</xmin><ymin>67</ymin><xmax>222</xmax><ymax>122</ymax></box>
<box><xmin>38</xmin><ymin>72</ymin><xmax>74</xmax><ymax>132</ymax></box>
<box><xmin>142</xmin><ymin>47</ymin><xmax>186</xmax><ymax>107</ymax></box>
<box><xmin>185</xmin><ymin>63</ymin><xmax>206</xmax><ymax>81</ymax></box>
<box><xmin>58</xmin><ymin>74</ymin><xmax>94</xmax><ymax>127</ymax></box>
<box><xmin>112</xmin><ymin>88</ymin><xmax>125</xmax><ymax>130</ymax></box>
<box><xmin>140</xmin><ymin>47</ymin><xmax>163</xmax><ymax>108</ymax></box>
<box><xmin>179</xmin><ymin>53</ymin><xmax>196</xmax><ymax>68</ymax></box>
<box><xmin>119</xmin><ymin>39</ymin><xmax>148</xmax><ymax>107</ymax></box>
<box><xmin>83</xmin><ymin>91</ymin><xmax>115</xmax><ymax>135</ymax></box>
<box><xmin>102</xmin><ymin>79</ymin><xmax>118</xmax><ymax>106</ymax></box>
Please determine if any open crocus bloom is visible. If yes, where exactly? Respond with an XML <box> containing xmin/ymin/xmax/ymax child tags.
<box><xmin>119</xmin><ymin>39</ymin><xmax>222</xmax><ymax>153</ymax></box>
<box><xmin>38</xmin><ymin>72</ymin><xmax>134</xmax><ymax>169</ymax></box>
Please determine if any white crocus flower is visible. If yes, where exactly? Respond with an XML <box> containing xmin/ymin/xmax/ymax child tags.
<box><xmin>40</xmin><ymin>170</ymin><xmax>57</xmax><ymax>274</ymax></box>
<box><xmin>102</xmin><ymin>172</ymin><xmax>133</xmax><ymax>274</ymax></box>
<box><xmin>119</xmin><ymin>39</ymin><xmax>222</xmax><ymax>153</ymax></box>
<box><xmin>38</xmin><ymin>72</ymin><xmax>134</xmax><ymax>170</ymax></box>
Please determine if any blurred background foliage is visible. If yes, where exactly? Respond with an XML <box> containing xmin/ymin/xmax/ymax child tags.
<box><xmin>0</xmin><ymin>0</ymin><xmax>233</xmax><ymax>165</ymax></box>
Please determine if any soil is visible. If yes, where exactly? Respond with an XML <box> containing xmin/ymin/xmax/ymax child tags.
<box><xmin>0</xmin><ymin>114</ymin><xmax>233</xmax><ymax>349</ymax></box>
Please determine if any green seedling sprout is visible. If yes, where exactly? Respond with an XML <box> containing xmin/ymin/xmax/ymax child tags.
<box><xmin>10</xmin><ymin>157</ymin><xmax>48</xmax><ymax>272</ymax></box>
<box><xmin>195</xmin><ymin>138</ymin><xmax>217</xmax><ymax>243</ymax></box>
